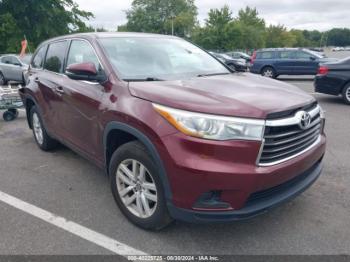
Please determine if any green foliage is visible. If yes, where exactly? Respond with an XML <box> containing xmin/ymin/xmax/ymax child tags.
<box><xmin>0</xmin><ymin>0</ymin><xmax>93</xmax><ymax>53</ymax></box>
<box><xmin>119</xmin><ymin>0</ymin><xmax>198</xmax><ymax>37</ymax></box>
<box><xmin>327</xmin><ymin>28</ymin><xmax>350</xmax><ymax>46</ymax></box>
<box><xmin>265</xmin><ymin>25</ymin><xmax>296</xmax><ymax>48</ymax></box>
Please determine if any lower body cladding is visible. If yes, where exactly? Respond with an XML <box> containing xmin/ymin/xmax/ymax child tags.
<box><xmin>160</xmin><ymin>132</ymin><xmax>326</xmax><ymax>223</ymax></box>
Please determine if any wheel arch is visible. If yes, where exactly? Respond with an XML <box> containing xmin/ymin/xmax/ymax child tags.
<box><xmin>103</xmin><ymin>121</ymin><xmax>172</xmax><ymax>200</ymax></box>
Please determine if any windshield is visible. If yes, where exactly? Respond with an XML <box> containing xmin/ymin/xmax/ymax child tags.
<box><xmin>99</xmin><ymin>37</ymin><xmax>229</xmax><ymax>81</ymax></box>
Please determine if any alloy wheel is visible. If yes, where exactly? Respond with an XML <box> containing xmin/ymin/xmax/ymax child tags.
<box><xmin>32</xmin><ymin>113</ymin><xmax>44</xmax><ymax>145</ymax></box>
<box><xmin>116</xmin><ymin>159</ymin><xmax>157</xmax><ymax>218</ymax></box>
<box><xmin>346</xmin><ymin>87</ymin><xmax>350</xmax><ymax>102</ymax></box>
<box><xmin>263</xmin><ymin>69</ymin><xmax>273</xmax><ymax>78</ymax></box>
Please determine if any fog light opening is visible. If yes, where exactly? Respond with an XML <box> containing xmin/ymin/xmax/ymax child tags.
<box><xmin>192</xmin><ymin>191</ymin><xmax>233</xmax><ymax>211</ymax></box>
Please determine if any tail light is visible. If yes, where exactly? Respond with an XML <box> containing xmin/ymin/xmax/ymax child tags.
<box><xmin>251</xmin><ymin>51</ymin><xmax>257</xmax><ymax>64</ymax></box>
<box><xmin>318</xmin><ymin>66</ymin><xmax>329</xmax><ymax>75</ymax></box>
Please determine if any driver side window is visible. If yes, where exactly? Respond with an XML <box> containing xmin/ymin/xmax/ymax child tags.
<box><xmin>66</xmin><ymin>40</ymin><xmax>101</xmax><ymax>71</ymax></box>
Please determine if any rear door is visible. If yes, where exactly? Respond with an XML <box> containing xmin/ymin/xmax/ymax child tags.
<box><xmin>38</xmin><ymin>40</ymin><xmax>69</xmax><ymax>136</ymax></box>
<box><xmin>274</xmin><ymin>51</ymin><xmax>294</xmax><ymax>74</ymax></box>
<box><xmin>58</xmin><ymin>39</ymin><xmax>105</xmax><ymax>159</ymax></box>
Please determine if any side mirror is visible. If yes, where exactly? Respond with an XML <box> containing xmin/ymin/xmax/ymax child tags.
<box><xmin>14</xmin><ymin>62</ymin><xmax>22</xmax><ymax>66</ymax></box>
<box><xmin>310</xmin><ymin>56</ymin><xmax>316</xmax><ymax>61</ymax></box>
<box><xmin>66</xmin><ymin>62</ymin><xmax>107</xmax><ymax>82</ymax></box>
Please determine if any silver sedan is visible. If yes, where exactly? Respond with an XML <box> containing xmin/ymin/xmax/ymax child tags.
<box><xmin>0</xmin><ymin>54</ymin><xmax>31</xmax><ymax>85</ymax></box>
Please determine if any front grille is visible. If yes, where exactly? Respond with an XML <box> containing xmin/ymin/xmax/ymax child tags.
<box><xmin>259</xmin><ymin>104</ymin><xmax>322</xmax><ymax>166</ymax></box>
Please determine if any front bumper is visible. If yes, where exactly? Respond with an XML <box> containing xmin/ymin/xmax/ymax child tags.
<box><xmin>167</xmin><ymin>160</ymin><xmax>322</xmax><ymax>223</ymax></box>
<box><xmin>159</xmin><ymin>132</ymin><xmax>326</xmax><ymax>222</ymax></box>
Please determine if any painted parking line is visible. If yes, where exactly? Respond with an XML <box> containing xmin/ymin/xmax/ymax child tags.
<box><xmin>0</xmin><ymin>190</ymin><xmax>147</xmax><ymax>256</ymax></box>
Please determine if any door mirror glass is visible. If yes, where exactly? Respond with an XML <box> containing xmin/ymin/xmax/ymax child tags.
<box><xmin>66</xmin><ymin>62</ymin><xmax>106</xmax><ymax>82</ymax></box>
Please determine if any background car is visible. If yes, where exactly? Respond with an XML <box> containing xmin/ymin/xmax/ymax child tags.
<box><xmin>0</xmin><ymin>54</ymin><xmax>32</xmax><ymax>85</ymax></box>
<box><xmin>210</xmin><ymin>52</ymin><xmax>248</xmax><ymax>72</ymax></box>
<box><xmin>225</xmin><ymin>51</ymin><xmax>251</xmax><ymax>63</ymax></box>
<box><xmin>250</xmin><ymin>48</ymin><xmax>337</xmax><ymax>78</ymax></box>
<box><xmin>314</xmin><ymin>57</ymin><xmax>350</xmax><ymax>105</ymax></box>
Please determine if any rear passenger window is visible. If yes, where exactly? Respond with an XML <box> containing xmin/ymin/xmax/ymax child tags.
<box><xmin>32</xmin><ymin>46</ymin><xmax>47</xmax><ymax>69</ymax></box>
<box><xmin>295</xmin><ymin>51</ymin><xmax>312</xmax><ymax>60</ymax></box>
<box><xmin>44</xmin><ymin>41</ymin><xmax>68</xmax><ymax>73</ymax></box>
<box><xmin>278</xmin><ymin>51</ymin><xmax>293</xmax><ymax>59</ymax></box>
<box><xmin>66</xmin><ymin>40</ymin><xmax>101</xmax><ymax>70</ymax></box>
<box><xmin>257</xmin><ymin>52</ymin><xmax>273</xmax><ymax>59</ymax></box>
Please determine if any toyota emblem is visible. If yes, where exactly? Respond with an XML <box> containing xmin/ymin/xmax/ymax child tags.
<box><xmin>296</xmin><ymin>111</ymin><xmax>312</xmax><ymax>130</ymax></box>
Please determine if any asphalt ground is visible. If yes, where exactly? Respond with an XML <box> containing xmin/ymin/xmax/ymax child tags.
<box><xmin>0</xmin><ymin>51</ymin><xmax>349</xmax><ymax>257</ymax></box>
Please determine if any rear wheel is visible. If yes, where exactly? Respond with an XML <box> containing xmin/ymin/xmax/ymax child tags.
<box><xmin>30</xmin><ymin>106</ymin><xmax>59</xmax><ymax>151</ymax></box>
<box><xmin>110</xmin><ymin>141</ymin><xmax>173</xmax><ymax>230</ymax></box>
<box><xmin>342</xmin><ymin>84</ymin><xmax>350</xmax><ymax>105</ymax></box>
<box><xmin>261</xmin><ymin>66</ymin><xmax>276</xmax><ymax>78</ymax></box>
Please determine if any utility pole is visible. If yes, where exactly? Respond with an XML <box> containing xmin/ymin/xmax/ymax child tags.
<box><xmin>169</xmin><ymin>13</ymin><xmax>176</xmax><ymax>36</ymax></box>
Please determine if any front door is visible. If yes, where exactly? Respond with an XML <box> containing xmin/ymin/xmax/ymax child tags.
<box><xmin>58</xmin><ymin>39</ymin><xmax>105</xmax><ymax>160</ymax></box>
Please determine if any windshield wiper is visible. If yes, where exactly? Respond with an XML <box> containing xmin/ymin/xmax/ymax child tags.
<box><xmin>197</xmin><ymin>72</ymin><xmax>232</xmax><ymax>78</ymax></box>
<box><xmin>123</xmin><ymin>77</ymin><xmax>164</xmax><ymax>82</ymax></box>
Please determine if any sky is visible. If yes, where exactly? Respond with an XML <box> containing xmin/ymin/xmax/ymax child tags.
<box><xmin>75</xmin><ymin>0</ymin><xmax>350</xmax><ymax>31</ymax></box>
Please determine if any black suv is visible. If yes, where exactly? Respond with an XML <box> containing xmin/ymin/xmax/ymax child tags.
<box><xmin>250</xmin><ymin>48</ymin><xmax>336</xmax><ymax>78</ymax></box>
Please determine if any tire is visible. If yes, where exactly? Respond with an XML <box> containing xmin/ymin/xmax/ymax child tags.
<box><xmin>261</xmin><ymin>66</ymin><xmax>276</xmax><ymax>78</ymax></box>
<box><xmin>8</xmin><ymin>108</ymin><xmax>19</xmax><ymax>118</ymax></box>
<box><xmin>342</xmin><ymin>84</ymin><xmax>350</xmax><ymax>105</ymax></box>
<box><xmin>30</xmin><ymin>106</ymin><xmax>59</xmax><ymax>151</ymax></box>
<box><xmin>0</xmin><ymin>72</ymin><xmax>6</xmax><ymax>85</ymax></box>
<box><xmin>110</xmin><ymin>141</ymin><xmax>173</xmax><ymax>230</ymax></box>
<box><xmin>3</xmin><ymin>111</ymin><xmax>15</xmax><ymax>121</ymax></box>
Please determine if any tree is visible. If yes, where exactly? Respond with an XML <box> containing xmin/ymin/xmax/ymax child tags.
<box><xmin>265</xmin><ymin>25</ymin><xmax>296</xmax><ymax>48</ymax></box>
<box><xmin>234</xmin><ymin>7</ymin><xmax>266</xmax><ymax>49</ymax></box>
<box><xmin>119</xmin><ymin>0</ymin><xmax>198</xmax><ymax>37</ymax></box>
<box><xmin>192</xmin><ymin>6</ymin><xmax>234</xmax><ymax>51</ymax></box>
<box><xmin>0</xmin><ymin>0</ymin><xmax>93</xmax><ymax>53</ymax></box>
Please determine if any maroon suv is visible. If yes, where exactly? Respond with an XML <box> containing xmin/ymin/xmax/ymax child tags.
<box><xmin>19</xmin><ymin>33</ymin><xmax>326</xmax><ymax>230</ymax></box>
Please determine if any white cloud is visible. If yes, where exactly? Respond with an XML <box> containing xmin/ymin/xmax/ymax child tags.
<box><xmin>75</xmin><ymin>0</ymin><xmax>350</xmax><ymax>31</ymax></box>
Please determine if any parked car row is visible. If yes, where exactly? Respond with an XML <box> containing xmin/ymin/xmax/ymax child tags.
<box><xmin>250</xmin><ymin>48</ymin><xmax>337</xmax><ymax>78</ymax></box>
<box><xmin>209</xmin><ymin>52</ymin><xmax>248</xmax><ymax>72</ymax></box>
<box><xmin>332</xmin><ymin>47</ymin><xmax>350</xmax><ymax>52</ymax></box>
<box><xmin>0</xmin><ymin>54</ymin><xmax>32</xmax><ymax>85</ymax></box>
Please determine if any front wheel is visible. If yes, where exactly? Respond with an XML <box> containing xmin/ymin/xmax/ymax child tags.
<box><xmin>342</xmin><ymin>84</ymin><xmax>350</xmax><ymax>105</ymax></box>
<box><xmin>110</xmin><ymin>141</ymin><xmax>173</xmax><ymax>230</ymax></box>
<box><xmin>261</xmin><ymin>67</ymin><xmax>276</xmax><ymax>78</ymax></box>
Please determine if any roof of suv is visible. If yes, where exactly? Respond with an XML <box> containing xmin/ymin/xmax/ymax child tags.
<box><xmin>39</xmin><ymin>32</ymin><xmax>178</xmax><ymax>45</ymax></box>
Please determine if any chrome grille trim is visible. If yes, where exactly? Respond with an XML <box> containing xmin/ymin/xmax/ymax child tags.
<box><xmin>258</xmin><ymin>104</ymin><xmax>322</xmax><ymax>166</ymax></box>
<box><xmin>265</xmin><ymin>105</ymin><xmax>320</xmax><ymax>127</ymax></box>
<box><xmin>258</xmin><ymin>136</ymin><xmax>321</xmax><ymax>167</ymax></box>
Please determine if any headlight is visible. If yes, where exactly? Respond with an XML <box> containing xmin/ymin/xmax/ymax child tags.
<box><xmin>153</xmin><ymin>104</ymin><xmax>265</xmax><ymax>141</ymax></box>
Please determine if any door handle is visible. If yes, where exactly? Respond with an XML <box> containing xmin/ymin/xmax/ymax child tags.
<box><xmin>55</xmin><ymin>86</ymin><xmax>65</xmax><ymax>94</ymax></box>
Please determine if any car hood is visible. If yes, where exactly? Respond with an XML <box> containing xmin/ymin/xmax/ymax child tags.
<box><xmin>128</xmin><ymin>73</ymin><xmax>315</xmax><ymax>119</ymax></box>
